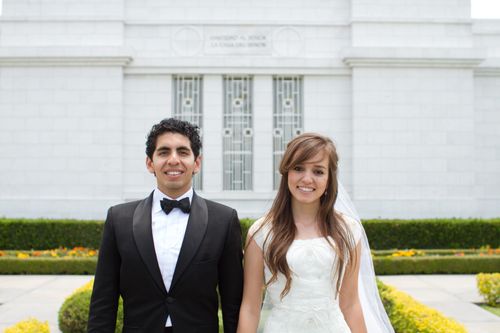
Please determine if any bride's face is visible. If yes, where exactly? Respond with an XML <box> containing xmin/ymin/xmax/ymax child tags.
<box><xmin>287</xmin><ymin>151</ymin><xmax>329</xmax><ymax>206</ymax></box>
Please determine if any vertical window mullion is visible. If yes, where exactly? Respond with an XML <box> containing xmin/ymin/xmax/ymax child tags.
<box><xmin>223</xmin><ymin>76</ymin><xmax>253</xmax><ymax>190</ymax></box>
<box><xmin>273</xmin><ymin>76</ymin><xmax>303</xmax><ymax>189</ymax></box>
<box><xmin>173</xmin><ymin>75</ymin><xmax>203</xmax><ymax>190</ymax></box>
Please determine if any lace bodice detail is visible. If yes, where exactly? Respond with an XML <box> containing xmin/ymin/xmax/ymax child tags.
<box><xmin>250</xmin><ymin>216</ymin><xmax>361</xmax><ymax>333</ymax></box>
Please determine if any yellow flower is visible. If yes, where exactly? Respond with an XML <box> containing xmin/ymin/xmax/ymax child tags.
<box><xmin>4</xmin><ymin>318</ymin><xmax>50</xmax><ymax>333</ymax></box>
<box><xmin>16</xmin><ymin>253</ymin><xmax>30</xmax><ymax>259</ymax></box>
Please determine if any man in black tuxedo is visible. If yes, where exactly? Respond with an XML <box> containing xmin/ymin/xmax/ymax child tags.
<box><xmin>88</xmin><ymin>118</ymin><xmax>243</xmax><ymax>333</ymax></box>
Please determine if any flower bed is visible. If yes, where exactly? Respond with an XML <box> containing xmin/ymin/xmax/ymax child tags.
<box><xmin>0</xmin><ymin>247</ymin><xmax>97</xmax><ymax>259</ymax></box>
<box><xmin>378</xmin><ymin>280</ymin><xmax>468</xmax><ymax>333</ymax></box>
<box><xmin>1</xmin><ymin>247</ymin><xmax>498</xmax><ymax>275</ymax></box>
<box><xmin>4</xmin><ymin>318</ymin><xmax>50</xmax><ymax>333</ymax></box>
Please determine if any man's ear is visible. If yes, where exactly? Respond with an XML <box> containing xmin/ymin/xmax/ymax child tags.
<box><xmin>193</xmin><ymin>154</ymin><xmax>202</xmax><ymax>175</ymax></box>
<box><xmin>146</xmin><ymin>156</ymin><xmax>156</xmax><ymax>176</ymax></box>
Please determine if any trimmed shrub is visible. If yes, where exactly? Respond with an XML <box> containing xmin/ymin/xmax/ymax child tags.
<box><xmin>377</xmin><ymin>280</ymin><xmax>467</xmax><ymax>333</ymax></box>
<box><xmin>4</xmin><ymin>318</ymin><xmax>50</xmax><ymax>333</ymax></box>
<box><xmin>0</xmin><ymin>257</ymin><xmax>97</xmax><ymax>274</ymax></box>
<box><xmin>0</xmin><ymin>219</ymin><xmax>103</xmax><ymax>250</ymax></box>
<box><xmin>2</xmin><ymin>217</ymin><xmax>499</xmax><ymax>250</ymax></box>
<box><xmin>476</xmin><ymin>273</ymin><xmax>500</xmax><ymax>306</ymax></box>
<box><xmin>363</xmin><ymin>218</ymin><xmax>500</xmax><ymax>249</ymax></box>
<box><xmin>60</xmin><ymin>280</ymin><xmax>223</xmax><ymax>332</ymax></box>
<box><xmin>58</xmin><ymin>280</ymin><xmax>123</xmax><ymax>333</ymax></box>
<box><xmin>240</xmin><ymin>218</ymin><xmax>254</xmax><ymax>244</ymax></box>
<box><xmin>374</xmin><ymin>255</ymin><xmax>500</xmax><ymax>275</ymax></box>
<box><xmin>243</xmin><ymin>218</ymin><xmax>500</xmax><ymax>249</ymax></box>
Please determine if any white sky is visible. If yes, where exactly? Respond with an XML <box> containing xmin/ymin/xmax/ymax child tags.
<box><xmin>472</xmin><ymin>0</ymin><xmax>500</xmax><ymax>18</ymax></box>
<box><xmin>0</xmin><ymin>1</ymin><xmax>500</xmax><ymax>19</ymax></box>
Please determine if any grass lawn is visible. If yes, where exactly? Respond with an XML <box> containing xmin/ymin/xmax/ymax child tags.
<box><xmin>479</xmin><ymin>304</ymin><xmax>500</xmax><ymax>317</ymax></box>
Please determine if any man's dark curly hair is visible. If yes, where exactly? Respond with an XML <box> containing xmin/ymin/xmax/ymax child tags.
<box><xmin>146</xmin><ymin>118</ymin><xmax>202</xmax><ymax>159</ymax></box>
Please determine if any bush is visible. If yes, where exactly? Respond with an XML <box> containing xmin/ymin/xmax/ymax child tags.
<box><xmin>476</xmin><ymin>273</ymin><xmax>500</xmax><ymax>306</ymax></box>
<box><xmin>4</xmin><ymin>318</ymin><xmax>50</xmax><ymax>333</ymax></box>
<box><xmin>363</xmin><ymin>218</ymin><xmax>500</xmax><ymax>249</ymax></box>
<box><xmin>377</xmin><ymin>280</ymin><xmax>467</xmax><ymax>333</ymax></box>
<box><xmin>0</xmin><ymin>218</ymin><xmax>103</xmax><ymax>250</ymax></box>
<box><xmin>242</xmin><ymin>218</ymin><xmax>500</xmax><ymax>249</ymax></box>
<box><xmin>2</xmin><ymin>217</ymin><xmax>499</xmax><ymax>250</ymax></box>
<box><xmin>58</xmin><ymin>280</ymin><xmax>123</xmax><ymax>333</ymax></box>
<box><xmin>60</xmin><ymin>280</ymin><xmax>224</xmax><ymax>332</ymax></box>
<box><xmin>0</xmin><ymin>257</ymin><xmax>97</xmax><ymax>274</ymax></box>
<box><xmin>374</xmin><ymin>255</ymin><xmax>500</xmax><ymax>275</ymax></box>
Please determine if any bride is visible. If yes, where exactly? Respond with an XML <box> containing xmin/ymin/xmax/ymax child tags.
<box><xmin>237</xmin><ymin>133</ymin><xmax>394</xmax><ymax>333</ymax></box>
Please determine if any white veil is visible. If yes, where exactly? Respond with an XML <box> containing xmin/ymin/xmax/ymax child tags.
<box><xmin>335</xmin><ymin>182</ymin><xmax>394</xmax><ymax>333</ymax></box>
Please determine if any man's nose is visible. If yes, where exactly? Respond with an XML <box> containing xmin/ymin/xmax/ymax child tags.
<box><xmin>167</xmin><ymin>152</ymin><xmax>180</xmax><ymax>164</ymax></box>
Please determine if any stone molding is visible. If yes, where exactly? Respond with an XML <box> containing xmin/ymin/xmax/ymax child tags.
<box><xmin>343</xmin><ymin>47</ymin><xmax>484</xmax><ymax>68</ymax></box>
<box><xmin>0</xmin><ymin>47</ymin><xmax>133</xmax><ymax>67</ymax></box>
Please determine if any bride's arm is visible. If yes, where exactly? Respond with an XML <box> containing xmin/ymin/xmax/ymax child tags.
<box><xmin>237</xmin><ymin>236</ymin><xmax>265</xmax><ymax>333</ymax></box>
<box><xmin>340</xmin><ymin>241</ymin><xmax>368</xmax><ymax>333</ymax></box>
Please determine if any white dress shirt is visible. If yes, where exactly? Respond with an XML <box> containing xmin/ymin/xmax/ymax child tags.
<box><xmin>151</xmin><ymin>187</ymin><xmax>193</xmax><ymax>327</ymax></box>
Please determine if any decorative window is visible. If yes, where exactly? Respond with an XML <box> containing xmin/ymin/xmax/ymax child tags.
<box><xmin>273</xmin><ymin>76</ymin><xmax>303</xmax><ymax>189</ymax></box>
<box><xmin>223</xmin><ymin>76</ymin><xmax>253</xmax><ymax>190</ymax></box>
<box><xmin>173</xmin><ymin>75</ymin><xmax>203</xmax><ymax>190</ymax></box>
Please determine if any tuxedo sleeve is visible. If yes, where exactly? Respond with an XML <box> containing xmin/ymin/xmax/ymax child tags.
<box><xmin>87</xmin><ymin>207</ymin><xmax>120</xmax><ymax>332</ymax></box>
<box><xmin>218</xmin><ymin>209</ymin><xmax>244</xmax><ymax>333</ymax></box>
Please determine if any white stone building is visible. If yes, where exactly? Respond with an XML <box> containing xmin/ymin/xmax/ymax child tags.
<box><xmin>0</xmin><ymin>0</ymin><xmax>499</xmax><ymax>219</ymax></box>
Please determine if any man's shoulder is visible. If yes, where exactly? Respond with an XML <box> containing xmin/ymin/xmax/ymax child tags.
<box><xmin>199</xmin><ymin>196</ymin><xmax>236</xmax><ymax>216</ymax></box>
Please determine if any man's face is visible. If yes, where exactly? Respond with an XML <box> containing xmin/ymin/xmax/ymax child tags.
<box><xmin>146</xmin><ymin>132</ymin><xmax>201</xmax><ymax>198</ymax></box>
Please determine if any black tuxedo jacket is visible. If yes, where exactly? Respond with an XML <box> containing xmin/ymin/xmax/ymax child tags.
<box><xmin>88</xmin><ymin>192</ymin><xmax>243</xmax><ymax>333</ymax></box>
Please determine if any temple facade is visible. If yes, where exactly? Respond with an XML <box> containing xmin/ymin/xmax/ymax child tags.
<box><xmin>0</xmin><ymin>0</ymin><xmax>499</xmax><ymax>219</ymax></box>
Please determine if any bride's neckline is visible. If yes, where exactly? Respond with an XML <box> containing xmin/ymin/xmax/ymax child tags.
<box><xmin>293</xmin><ymin>236</ymin><xmax>325</xmax><ymax>242</ymax></box>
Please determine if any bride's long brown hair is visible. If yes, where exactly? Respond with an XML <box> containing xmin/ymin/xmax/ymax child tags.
<box><xmin>257</xmin><ymin>133</ymin><xmax>356</xmax><ymax>299</ymax></box>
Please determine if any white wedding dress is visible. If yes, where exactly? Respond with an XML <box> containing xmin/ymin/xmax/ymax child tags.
<box><xmin>251</xmin><ymin>215</ymin><xmax>362</xmax><ymax>333</ymax></box>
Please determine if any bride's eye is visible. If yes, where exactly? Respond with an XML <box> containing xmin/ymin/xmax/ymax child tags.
<box><xmin>293</xmin><ymin>166</ymin><xmax>304</xmax><ymax>172</ymax></box>
<box><xmin>314</xmin><ymin>169</ymin><xmax>325</xmax><ymax>175</ymax></box>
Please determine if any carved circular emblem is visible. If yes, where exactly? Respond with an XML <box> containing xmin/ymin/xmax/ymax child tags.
<box><xmin>273</xmin><ymin>27</ymin><xmax>303</xmax><ymax>57</ymax></box>
<box><xmin>283</xmin><ymin>98</ymin><xmax>294</xmax><ymax>109</ymax></box>
<box><xmin>232</xmin><ymin>98</ymin><xmax>243</xmax><ymax>108</ymax></box>
<box><xmin>172</xmin><ymin>27</ymin><xmax>203</xmax><ymax>56</ymax></box>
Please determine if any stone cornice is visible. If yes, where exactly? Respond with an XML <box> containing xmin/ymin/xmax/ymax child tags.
<box><xmin>342</xmin><ymin>47</ymin><xmax>485</xmax><ymax>68</ymax></box>
<box><xmin>475</xmin><ymin>59</ymin><xmax>500</xmax><ymax>76</ymax></box>
<box><xmin>124</xmin><ymin>58</ymin><xmax>350</xmax><ymax>76</ymax></box>
<box><xmin>0</xmin><ymin>47</ymin><xmax>133</xmax><ymax>66</ymax></box>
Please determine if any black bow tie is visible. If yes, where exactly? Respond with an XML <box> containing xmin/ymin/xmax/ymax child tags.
<box><xmin>160</xmin><ymin>197</ymin><xmax>191</xmax><ymax>215</ymax></box>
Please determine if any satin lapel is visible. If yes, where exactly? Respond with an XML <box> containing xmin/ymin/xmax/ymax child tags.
<box><xmin>132</xmin><ymin>192</ymin><xmax>167</xmax><ymax>295</ymax></box>
<box><xmin>170</xmin><ymin>193</ymin><xmax>208</xmax><ymax>291</ymax></box>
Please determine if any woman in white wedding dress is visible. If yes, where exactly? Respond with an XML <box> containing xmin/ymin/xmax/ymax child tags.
<box><xmin>237</xmin><ymin>133</ymin><xmax>393</xmax><ymax>333</ymax></box>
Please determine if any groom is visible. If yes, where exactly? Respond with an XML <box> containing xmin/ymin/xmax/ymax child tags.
<box><xmin>88</xmin><ymin>118</ymin><xmax>244</xmax><ymax>333</ymax></box>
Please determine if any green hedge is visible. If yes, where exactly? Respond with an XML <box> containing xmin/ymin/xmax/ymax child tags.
<box><xmin>363</xmin><ymin>218</ymin><xmax>500</xmax><ymax>249</ymax></box>
<box><xmin>374</xmin><ymin>256</ymin><xmax>500</xmax><ymax>275</ymax></box>
<box><xmin>0</xmin><ymin>257</ymin><xmax>97</xmax><ymax>274</ymax></box>
<box><xmin>1</xmin><ymin>217</ymin><xmax>499</xmax><ymax>250</ymax></box>
<box><xmin>0</xmin><ymin>219</ymin><xmax>103</xmax><ymax>250</ymax></box>
<box><xmin>242</xmin><ymin>218</ymin><xmax>500</xmax><ymax>250</ymax></box>
<box><xmin>1</xmin><ymin>255</ymin><xmax>498</xmax><ymax>275</ymax></box>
